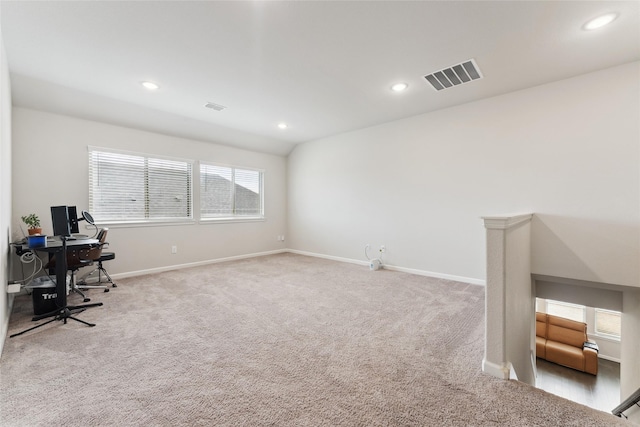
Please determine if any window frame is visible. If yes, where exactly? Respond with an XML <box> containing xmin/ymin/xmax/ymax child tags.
<box><xmin>199</xmin><ymin>161</ymin><xmax>265</xmax><ymax>223</ymax></box>
<box><xmin>88</xmin><ymin>146</ymin><xmax>195</xmax><ymax>227</ymax></box>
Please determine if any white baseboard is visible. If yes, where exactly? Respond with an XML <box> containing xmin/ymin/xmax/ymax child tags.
<box><xmin>287</xmin><ymin>249</ymin><xmax>485</xmax><ymax>286</ymax></box>
<box><xmin>286</xmin><ymin>249</ymin><xmax>370</xmax><ymax>267</ymax></box>
<box><xmin>598</xmin><ymin>354</ymin><xmax>621</xmax><ymax>363</ymax></box>
<box><xmin>110</xmin><ymin>249</ymin><xmax>288</xmax><ymax>280</ymax></box>
<box><xmin>384</xmin><ymin>264</ymin><xmax>485</xmax><ymax>286</ymax></box>
<box><xmin>0</xmin><ymin>294</ymin><xmax>15</xmax><ymax>360</ymax></box>
<box><xmin>109</xmin><ymin>248</ymin><xmax>485</xmax><ymax>287</ymax></box>
<box><xmin>482</xmin><ymin>358</ymin><xmax>512</xmax><ymax>380</ymax></box>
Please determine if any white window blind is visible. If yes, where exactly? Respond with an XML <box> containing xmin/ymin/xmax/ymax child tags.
<box><xmin>89</xmin><ymin>148</ymin><xmax>193</xmax><ymax>223</ymax></box>
<box><xmin>200</xmin><ymin>163</ymin><xmax>263</xmax><ymax>219</ymax></box>
<box><xmin>546</xmin><ymin>300</ymin><xmax>585</xmax><ymax>323</ymax></box>
<box><xmin>595</xmin><ymin>309</ymin><xmax>621</xmax><ymax>339</ymax></box>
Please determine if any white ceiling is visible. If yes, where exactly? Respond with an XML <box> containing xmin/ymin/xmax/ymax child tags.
<box><xmin>1</xmin><ymin>1</ymin><xmax>639</xmax><ymax>156</ymax></box>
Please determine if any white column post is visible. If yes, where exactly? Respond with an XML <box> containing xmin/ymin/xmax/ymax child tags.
<box><xmin>482</xmin><ymin>214</ymin><xmax>533</xmax><ymax>380</ymax></box>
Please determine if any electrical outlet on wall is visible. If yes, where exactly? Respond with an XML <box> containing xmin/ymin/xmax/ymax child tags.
<box><xmin>380</xmin><ymin>245</ymin><xmax>386</xmax><ymax>253</ymax></box>
<box><xmin>171</xmin><ymin>245</ymin><xmax>178</xmax><ymax>254</ymax></box>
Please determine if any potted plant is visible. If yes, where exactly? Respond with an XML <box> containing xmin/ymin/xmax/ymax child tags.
<box><xmin>21</xmin><ymin>214</ymin><xmax>42</xmax><ymax>235</ymax></box>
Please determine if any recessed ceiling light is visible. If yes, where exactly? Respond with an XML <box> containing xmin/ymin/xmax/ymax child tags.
<box><xmin>583</xmin><ymin>13</ymin><xmax>618</xmax><ymax>30</ymax></box>
<box><xmin>391</xmin><ymin>82</ymin><xmax>408</xmax><ymax>92</ymax></box>
<box><xmin>141</xmin><ymin>81</ymin><xmax>160</xmax><ymax>90</ymax></box>
<box><xmin>277</xmin><ymin>123</ymin><xmax>288</xmax><ymax>130</ymax></box>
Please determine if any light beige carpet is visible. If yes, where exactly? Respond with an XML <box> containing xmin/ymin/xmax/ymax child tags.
<box><xmin>0</xmin><ymin>253</ymin><xmax>627</xmax><ymax>426</ymax></box>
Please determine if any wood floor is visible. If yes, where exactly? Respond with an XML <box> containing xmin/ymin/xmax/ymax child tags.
<box><xmin>535</xmin><ymin>357</ymin><xmax>620</xmax><ymax>414</ymax></box>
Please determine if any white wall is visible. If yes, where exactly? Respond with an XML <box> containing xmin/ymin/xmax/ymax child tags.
<box><xmin>11</xmin><ymin>108</ymin><xmax>288</xmax><ymax>277</ymax></box>
<box><xmin>288</xmin><ymin>61</ymin><xmax>640</xmax><ymax>288</ymax></box>
<box><xmin>0</xmin><ymin>31</ymin><xmax>12</xmax><ymax>353</ymax></box>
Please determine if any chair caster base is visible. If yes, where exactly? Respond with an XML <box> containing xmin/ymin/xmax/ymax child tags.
<box><xmin>104</xmin><ymin>288</ymin><xmax>110</xmax><ymax>293</ymax></box>
<box><xmin>83</xmin><ymin>298</ymin><xmax>91</xmax><ymax>303</ymax></box>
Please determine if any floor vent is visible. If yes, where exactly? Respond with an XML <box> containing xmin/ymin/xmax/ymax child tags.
<box><xmin>424</xmin><ymin>59</ymin><xmax>483</xmax><ymax>91</ymax></box>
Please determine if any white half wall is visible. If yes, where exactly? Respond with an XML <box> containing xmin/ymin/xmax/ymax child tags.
<box><xmin>482</xmin><ymin>214</ymin><xmax>534</xmax><ymax>384</ymax></box>
<box><xmin>287</xmin><ymin>61</ymin><xmax>640</xmax><ymax>288</ymax></box>
<box><xmin>11</xmin><ymin>108</ymin><xmax>288</xmax><ymax>277</ymax></box>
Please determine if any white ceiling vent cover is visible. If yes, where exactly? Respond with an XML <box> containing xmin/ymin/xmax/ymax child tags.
<box><xmin>205</xmin><ymin>102</ymin><xmax>227</xmax><ymax>111</ymax></box>
<box><xmin>424</xmin><ymin>59</ymin><xmax>483</xmax><ymax>91</ymax></box>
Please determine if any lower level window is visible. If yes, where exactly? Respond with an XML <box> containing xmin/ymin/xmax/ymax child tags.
<box><xmin>546</xmin><ymin>300</ymin><xmax>585</xmax><ymax>323</ymax></box>
<box><xmin>595</xmin><ymin>309</ymin><xmax>621</xmax><ymax>339</ymax></box>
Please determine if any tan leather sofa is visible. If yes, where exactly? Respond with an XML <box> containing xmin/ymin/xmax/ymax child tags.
<box><xmin>536</xmin><ymin>312</ymin><xmax>598</xmax><ymax>375</ymax></box>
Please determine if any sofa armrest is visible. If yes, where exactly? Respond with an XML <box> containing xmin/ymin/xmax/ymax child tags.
<box><xmin>583</xmin><ymin>347</ymin><xmax>598</xmax><ymax>375</ymax></box>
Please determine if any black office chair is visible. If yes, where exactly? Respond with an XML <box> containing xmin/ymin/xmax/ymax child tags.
<box><xmin>76</xmin><ymin>228</ymin><xmax>117</xmax><ymax>293</ymax></box>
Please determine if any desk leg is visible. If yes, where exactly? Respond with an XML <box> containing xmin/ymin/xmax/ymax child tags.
<box><xmin>55</xmin><ymin>245</ymin><xmax>68</xmax><ymax>311</ymax></box>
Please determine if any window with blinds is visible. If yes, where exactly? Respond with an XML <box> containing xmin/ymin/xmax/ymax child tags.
<box><xmin>88</xmin><ymin>147</ymin><xmax>193</xmax><ymax>223</ymax></box>
<box><xmin>595</xmin><ymin>309</ymin><xmax>621</xmax><ymax>339</ymax></box>
<box><xmin>546</xmin><ymin>300</ymin><xmax>585</xmax><ymax>323</ymax></box>
<box><xmin>200</xmin><ymin>163</ymin><xmax>263</xmax><ymax>219</ymax></box>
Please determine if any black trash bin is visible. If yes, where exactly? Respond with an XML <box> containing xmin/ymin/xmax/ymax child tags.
<box><xmin>27</xmin><ymin>277</ymin><xmax>58</xmax><ymax>315</ymax></box>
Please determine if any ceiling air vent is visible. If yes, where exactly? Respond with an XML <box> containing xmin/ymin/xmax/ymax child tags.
<box><xmin>205</xmin><ymin>102</ymin><xmax>227</xmax><ymax>111</ymax></box>
<box><xmin>423</xmin><ymin>59</ymin><xmax>482</xmax><ymax>91</ymax></box>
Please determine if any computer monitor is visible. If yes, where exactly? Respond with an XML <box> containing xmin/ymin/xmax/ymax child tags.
<box><xmin>68</xmin><ymin>206</ymin><xmax>80</xmax><ymax>234</ymax></box>
<box><xmin>50</xmin><ymin>206</ymin><xmax>71</xmax><ymax>237</ymax></box>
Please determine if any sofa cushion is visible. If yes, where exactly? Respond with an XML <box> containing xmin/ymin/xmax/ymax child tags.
<box><xmin>547</xmin><ymin>316</ymin><xmax>586</xmax><ymax>348</ymax></box>
<box><xmin>536</xmin><ymin>313</ymin><xmax>547</xmax><ymax>339</ymax></box>
<box><xmin>536</xmin><ymin>336</ymin><xmax>546</xmax><ymax>359</ymax></box>
<box><xmin>545</xmin><ymin>340</ymin><xmax>584</xmax><ymax>371</ymax></box>
<box><xmin>546</xmin><ymin>341</ymin><xmax>584</xmax><ymax>371</ymax></box>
